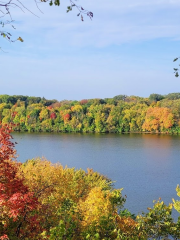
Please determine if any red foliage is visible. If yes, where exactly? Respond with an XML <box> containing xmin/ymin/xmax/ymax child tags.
<box><xmin>0</xmin><ymin>125</ymin><xmax>38</xmax><ymax>238</ymax></box>
<box><xmin>50</xmin><ymin>102</ymin><xmax>61</xmax><ymax>108</ymax></box>
<box><xmin>0</xmin><ymin>235</ymin><xmax>9</xmax><ymax>240</ymax></box>
<box><xmin>11</xmin><ymin>112</ymin><xmax>18</xmax><ymax>118</ymax></box>
<box><xmin>47</xmin><ymin>106</ymin><xmax>52</xmax><ymax>110</ymax></box>
<box><xmin>50</xmin><ymin>112</ymin><xmax>56</xmax><ymax>119</ymax></box>
<box><xmin>80</xmin><ymin>99</ymin><xmax>88</xmax><ymax>105</ymax></box>
<box><xmin>63</xmin><ymin>113</ymin><xmax>70</xmax><ymax>121</ymax></box>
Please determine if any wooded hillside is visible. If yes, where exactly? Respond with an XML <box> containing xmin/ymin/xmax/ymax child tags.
<box><xmin>0</xmin><ymin>93</ymin><xmax>180</xmax><ymax>133</ymax></box>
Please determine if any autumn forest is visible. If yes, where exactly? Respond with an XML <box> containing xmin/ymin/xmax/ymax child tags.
<box><xmin>1</xmin><ymin>93</ymin><xmax>180</xmax><ymax>134</ymax></box>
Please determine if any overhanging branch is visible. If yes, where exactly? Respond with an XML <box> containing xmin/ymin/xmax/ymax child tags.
<box><xmin>0</xmin><ymin>0</ymin><xmax>93</xmax><ymax>46</ymax></box>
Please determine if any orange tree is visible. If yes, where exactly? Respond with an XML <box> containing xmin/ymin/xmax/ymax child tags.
<box><xmin>142</xmin><ymin>107</ymin><xmax>174</xmax><ymax>133</ymax></box>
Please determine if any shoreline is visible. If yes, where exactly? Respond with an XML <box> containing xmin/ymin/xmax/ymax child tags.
<box><xmin>12</xmin><ymin>130</ymin><xmax>179</xmax><ymax>135</ymax></box>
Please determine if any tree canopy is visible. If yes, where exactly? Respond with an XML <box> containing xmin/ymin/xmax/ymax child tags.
<box><xmin>1</xmin><ymin>93</ymin><xmax>180</xmax><ymax>134</ymax></box>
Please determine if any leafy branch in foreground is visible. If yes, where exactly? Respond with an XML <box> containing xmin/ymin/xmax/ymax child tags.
<box><xmin>49</xmin><ymin>0</ymin><xmax>93</xmax><ymax>21</ymax></box>
<box><xmin>173</xmin><ymin>57</ymin><xmax>180</xmax><ymax>77</ymax></box>
<box><xmin>0</xmin><ymin>0</ymin><xmax>93</xmax><ymax>48</ymax></box>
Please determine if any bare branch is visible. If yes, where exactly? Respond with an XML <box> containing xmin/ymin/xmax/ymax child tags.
<box><xmin>0</xmin><ymin>0</ymin><xmax>93</xmax><ymax>50</ymax></box>
<box><xmin>16</xmin><ymin>0</ymin><xmax>39</xmax><ymax>17</ymax></box>
<box><xmin>34</xmin><ymin>0</ymin><xmax>44</xmax><ymax>14</ymax></box>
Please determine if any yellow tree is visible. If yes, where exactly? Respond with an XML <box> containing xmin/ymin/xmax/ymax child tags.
<box><xmin>18</xmin><ymin>158</ymin><xmax>132</xmax><ymax>239</ymax></box>
<box><xmin>142</xmin><ymin>107</ymin><xmax>174</xmax><ymax>132</ymax></box>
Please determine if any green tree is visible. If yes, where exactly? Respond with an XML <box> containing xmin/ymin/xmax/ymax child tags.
<box><xmin>113</xmin><ymin>95</ymin><xmax>128</xmax><ymax>101</ymax></box>
<box><xmin>149</xmin><ymin>93</ymin><xmax>164</xmax><ymax>102</ymax></box>
<box><xmin>137</xmin><ymin>199</ymin><xmax>180</xmax><ymax>239</ymax></box>
<box><xmin>165</xmin><ymin>92</ymin><xmax>180</xmax><ymax>100</ymax></box>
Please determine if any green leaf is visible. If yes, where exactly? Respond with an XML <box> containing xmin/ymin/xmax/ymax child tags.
<box><xmin>94</xmin><ymin>233</ymin><xmax>100</xmax><ymax>239</ymax></box>
<box><xmin>67</xmin><ymin>6</ymin><xmax>72</xmax><ymax>11</ymax></box>
<box><xmin>54</xmin><ymin>0</ymin><xmax>60</xmax><ymax>6</ymax></box>
<box><xmin>173</xmin><ymin>58</ymin><xmax>179</xmax><ymax>62</ymax></box>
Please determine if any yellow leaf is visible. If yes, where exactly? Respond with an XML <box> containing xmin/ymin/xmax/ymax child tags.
<box><xmin>17</xmin><ymin>37</ymin><xmax>24</xmax><ymax>42</ymax></box>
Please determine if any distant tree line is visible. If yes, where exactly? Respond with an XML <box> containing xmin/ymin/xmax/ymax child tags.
<box><xmin>1</xmin><ymin>93</ymin><xmax>180</xmax><ymax>133</ymax></box>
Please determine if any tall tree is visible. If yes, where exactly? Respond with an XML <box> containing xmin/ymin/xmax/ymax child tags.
<box><xmin>0</xmin><ymin>125</ymin><xmax>38</xmax><ymax>239</ymax></box>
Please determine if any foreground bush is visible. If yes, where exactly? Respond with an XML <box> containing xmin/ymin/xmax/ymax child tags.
<box><xmin>1</xmin><ymin>125</ymin><xmax>180</xmax><ymax>239</ymax></box>
<box><xmin>19</xmin><ymin>158</ymin><xmax>126</xmax><ymax>239</ymax></box>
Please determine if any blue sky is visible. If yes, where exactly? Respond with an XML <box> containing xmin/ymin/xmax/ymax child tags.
<box><xmin>1</xmin><ymin>0</ymin><xmax>180</xmax><ymax>101</ymax></box>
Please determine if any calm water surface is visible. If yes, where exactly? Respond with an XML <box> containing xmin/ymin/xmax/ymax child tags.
<box><xmin>12</xmin><ymin>132</ymin><xmax>180</xmax><ymax>218</ymax></box>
